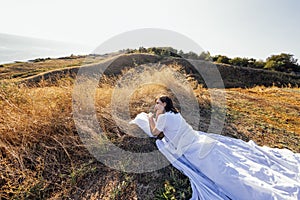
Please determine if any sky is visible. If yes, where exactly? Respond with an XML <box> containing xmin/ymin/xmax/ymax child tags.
<box><xmin>0</xmin><ymin>0</ymin><xmax>299</xmax><ymax>61</ymax></box>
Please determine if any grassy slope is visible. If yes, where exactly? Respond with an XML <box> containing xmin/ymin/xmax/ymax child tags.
<box><xmin>225</xmin><ymin>87</ymin><xmax>300</xmax><ymax>151</ymax></box>
<box><xmin>0</xmin><ymin>55</ymin><xmax>105</xmax><ymax>81</ymax></box>
<box><xmin>0</xmin><ymin>54</ymin><xmax>299</xmax><ymax>199</ymax></box>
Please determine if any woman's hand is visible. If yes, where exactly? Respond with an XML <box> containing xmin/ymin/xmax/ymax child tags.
<box><xmin>155</xmin><ymin>104</ymin><xmax>165</xmax><ymax>112</ymax></box>
<box><xmin>148</xmin><ymin>112</ymin><xmax>159</xmax><ymax>136</ymax></box>
<box><xmin>147</xmin><ymin>112</ymin><xmax>154</xmax><ymax>119</ymax></box>
<box><xmin>148</xmin><ymin>114</ymin><xmax>163</xmax><ymax>137</ymax></box>
<box><xmin>156</xmin><ymin>109</ymin><xmax>164</xmax><ymax>116</ymax></box>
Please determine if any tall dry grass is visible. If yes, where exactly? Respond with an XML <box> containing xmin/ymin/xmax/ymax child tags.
<box><xmin>0</xmin><ymin>64</ymin><xmax>197</xmax><ymax>199</ymax></box>
<box><xmin>0</xmin><ymin>80</ymin><xmax>79</xmax><ymax>198</ymax></box>
<box><xmin>0</xmin><ymin>62</ymin><xmax>299</xmax><ymax>199</ymax></box>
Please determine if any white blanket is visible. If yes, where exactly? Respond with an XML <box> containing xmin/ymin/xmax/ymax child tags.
<box><xmin>130</xmin><ymin>112</ymin><xmax>300</xmax><ymax>200</ymax></box>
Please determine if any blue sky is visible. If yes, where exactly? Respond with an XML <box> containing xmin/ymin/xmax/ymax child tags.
<box><xmin>1</xmin><ymin>0</ymin><xmax>299</xmax><ymax>61</ymax></box>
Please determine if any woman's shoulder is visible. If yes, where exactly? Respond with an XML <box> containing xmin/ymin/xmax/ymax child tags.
<box><xmin>158</xmin><ymin>111</ymin><xmax>181</xmax><ymax>118</ymax></box>
<box><xmin>166</xmin><ymin>111</ymin><xmax>181</xmax><ymax>115</ymax></box>
<box><xmin>164</xmin><ymin>111</ymin><xmax>182</xmax><ymax>119</ymax></box>
<box><xmin>157</xmin><ymin>111</ymin><xmax>172</xmax><ymax>120</ymax></box>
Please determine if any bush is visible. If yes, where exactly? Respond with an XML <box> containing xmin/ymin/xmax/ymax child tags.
<box><xmin>229</xmin><ymin>57</ymin><xmax>250</xmax><ymax>67</ymax></box>
<box><xmin>215</xmin><ymin>55</ymin><xmax>230</xmax><ymax>64</ymax></box>
<box><xmin>265</xmin><ymin>53</ymin><xmax>299</xmax><ymax>73</ymax></box>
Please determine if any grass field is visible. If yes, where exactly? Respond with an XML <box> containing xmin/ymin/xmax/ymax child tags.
<box><xmin>0</xmin><ymin>55</ymin><xmax>299</xmax><ymax>199</ymax></box>
<box><xmin>0</xmin><ymin>55</ymin><xmax>105</xmax><ymax>81</ymax></box>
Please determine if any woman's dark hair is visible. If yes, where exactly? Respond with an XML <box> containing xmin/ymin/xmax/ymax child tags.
<box><xmin>156</xmin><ymin>95</ymin><xmax>179</xmax><ymax>114</ymax></box>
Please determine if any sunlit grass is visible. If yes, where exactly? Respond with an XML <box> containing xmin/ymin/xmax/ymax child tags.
<box><xmin>0</xmin><ymin>55</ymin><xmax>103</xmax><ymax>80</ymax></box>
<box><xmin>225</xmin><ymin>86</ymin><xmax>300</xmax><ymax>151</ymax></box>
<box><xmin>0</xmin><ymin>62</ymin><xmax>299</xmax><ymax>199</ymax></box>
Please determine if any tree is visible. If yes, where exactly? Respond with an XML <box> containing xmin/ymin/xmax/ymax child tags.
<box><xmin>164</xmin><ymin>47</ymin><xmax>178</xmax><ymax>55</ymax></box>
<box><xmin>199</xmin><ymin>51</ymin><xmax>211</xmax><ymax>61</ymax></box>
<box><xmin>184</xmin><ymin>51</ymin><xmax>199</xmax><ymax>59</ymax></box>
<box><xmin>229</xmin><ymin>57</ymin><xmax>250</xmax><ymax>67</ymax></box>
<box><xmin>138</xmin><ymin>46</ymin><xmax>147</xmax><ymax>53</ymax></box>
<box><xmin>264</xmin><ymin>53</ymin><xmax>299</xmax><ymax>73</ymax></box>
<box><xmin>178</xmin><ymin>50</ymin><xmax>184</xmax><ymax>57</ymax></box>
<box><xmin>214</xmin><ymin>55</ymin><xmax>230</xmax><ymax>64</ymax></box>
<box><xmin>253</xmin><ymin>60</ymin><xmax>266</xmax><ymax>69</ymax></box>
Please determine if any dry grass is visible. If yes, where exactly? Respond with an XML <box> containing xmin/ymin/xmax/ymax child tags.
<box><xmin>0</xmin><ymin>65</ymin><xmax>195</xmax><ymax>199</ymax></box>
<box><xmin>0</xmin><ymin>55</ymin><xmax>103</xmax><ymax>81</ymax></box>
<box><xmin>224</xmin><ymin>86</ymin><xmax>300</xmax><ymax>152</ymax></box>
<box><xmin>0</xmin><ymin>61</ymin><xmax>299</xmax><ymax>199</ymax></box>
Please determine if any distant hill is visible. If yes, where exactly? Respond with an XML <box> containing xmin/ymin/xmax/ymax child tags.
<box><xmin>11</xmin><ymin>52</ymin><xmax>300</xmax><ymax>88</ymax></box>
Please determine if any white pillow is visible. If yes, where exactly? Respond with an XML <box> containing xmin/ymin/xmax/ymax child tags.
<box><xmin>129</xmin><ymin>112</ymin><xmax>155</xmax><ymax>137</ymax></box>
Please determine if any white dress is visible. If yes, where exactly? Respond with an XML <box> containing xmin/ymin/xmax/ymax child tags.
<box><xmin>129</xmin><ymin>112</ymin><xmax>300</xmax><ymax>200</ymax></box>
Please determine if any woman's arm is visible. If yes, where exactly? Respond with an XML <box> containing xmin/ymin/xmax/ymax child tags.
<box><xmin>148</xmin><ymin>113</ymin><xmax>162</xmax><ymax>136</ymax></box>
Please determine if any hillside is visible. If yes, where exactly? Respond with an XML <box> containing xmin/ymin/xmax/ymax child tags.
<box><xmin>1</xmin><ymin>53</ymin><xmax>299</xmax><ymax>88</ymax></box>
<box><xmin>0</xmin><ymin>52</ymin><xmax>299</xmax><ymax>199</ymax></box>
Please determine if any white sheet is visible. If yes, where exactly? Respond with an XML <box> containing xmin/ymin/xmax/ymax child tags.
<box><xmin>130</xmin><ymin>112</ymin><xmax>300</xmax><ymax>200</ymax></box>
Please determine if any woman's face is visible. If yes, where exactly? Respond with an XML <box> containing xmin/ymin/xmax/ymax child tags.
<box><xmin>155</xmin><ymin>99</ymin><xmax>166</xmax><ymax>111</ymax></box>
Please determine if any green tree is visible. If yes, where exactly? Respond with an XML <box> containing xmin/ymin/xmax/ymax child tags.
<box><xmin>229</xmin><ymin>57</ymin><xmax>250</xmax><ymax>67</ymax></box>
<box><xmin>253</xmin><ymin>59</ymin><xmax>266</xmax><ymax>69</ymax></box>
<box><xmin>214</xmin><ymin>55</ymin><xmax>230</xmax><ymax>64</ymax></box>
<box><xmin>264</xmin><ymin>53</ymin><xmax>299</xmax><ymax>73</ymax></box>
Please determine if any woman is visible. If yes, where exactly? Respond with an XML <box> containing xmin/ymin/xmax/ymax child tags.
<box><xmin>130</xmin><ymin>95</ymin><xmax>300</xmax><ymax>200</ymax></box>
